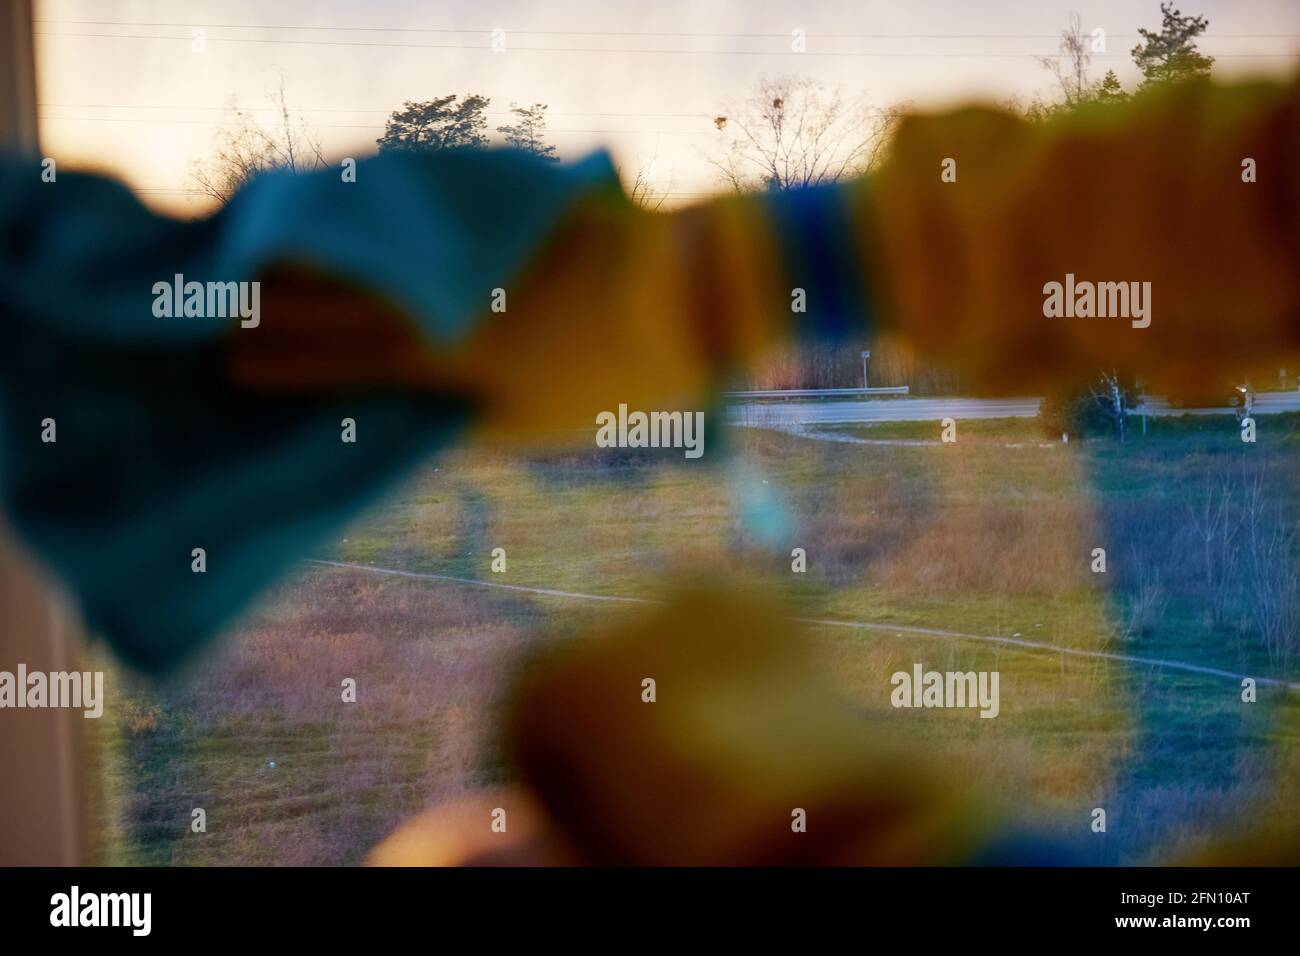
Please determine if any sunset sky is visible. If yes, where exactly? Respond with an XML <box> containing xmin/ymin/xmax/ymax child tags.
<box><xmin>33</xmin><ymin>0</ymin><xmax>1300</xmax><ymax>214</ymax></box>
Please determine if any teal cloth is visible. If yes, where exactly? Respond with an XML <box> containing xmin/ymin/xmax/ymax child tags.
<box><xmin>0</xmin><ymin>149</ymin><xmax>624</xmax><ymax>672</ymax></box>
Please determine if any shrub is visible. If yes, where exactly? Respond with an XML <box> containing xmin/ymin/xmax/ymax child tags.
<box><xmin>1039</xmin><ymin>374</ymin><xmax>1142</xmax><ymax>440</ymax></box>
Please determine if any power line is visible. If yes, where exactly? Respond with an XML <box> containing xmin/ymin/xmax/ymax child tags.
<box><xmin>33</xmin><ymin>31</ymin><xmax>1300</xmax><ymax>58</ymax></box>
<box><xmin>33</xmin><ymin>19</ymin><xmax>1300</xmax><ymax>40</ymax></box>
<box><xmin>38</xmin><ymin>103</ymin><xmax>717</xmax><ymax>118</ymax></box>
<box><xmin>132</xmin><ymin>187</ymin><xmax>732</xmax><ymax>199</ymax></box>
<box><xmin>36</xmin><ymin>115</ymin><xmax>707</xmax><ymax>135</ymax></box>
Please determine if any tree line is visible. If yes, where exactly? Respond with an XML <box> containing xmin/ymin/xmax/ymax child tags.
<box><xmin>185</xmin><ymin>4</ymin><xmax>1223</xmax><ymax>422</ymax></box>
<box><xmin>192</xmin><ymin>4</ymin><xmax>1214</xmax><ymax>208</ymax></box>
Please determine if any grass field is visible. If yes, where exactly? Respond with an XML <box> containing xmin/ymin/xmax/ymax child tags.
<box><xmin>91</xmin><ymin>412</ymin><xmax>1300</xmax><ymax>865</ymax></box>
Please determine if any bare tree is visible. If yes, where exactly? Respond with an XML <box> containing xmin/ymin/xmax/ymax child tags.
<box><xmin>1117</xmin><ymin>543</ymin><xmax>1169</xmax><ymax>641</ymax></box>
<box><xmin>620</xmin><ymin>151</ymin><xmax>677</xmax><ymax>211</ymax></box>
<box><xmin>1185</xmin><ymin>469</ymin><xmax>1244</xmax><ymax>629</ymax></box>
<box><xmin>1038</xmin><ymin>12</ymin><xmax>1093</xmax><ymax>106</ymax></box>
<box><xmin>189</xmin><ymin>80</ymin><xmax>327</xmax><ymax>206</ymax></box>
<box><xmin>1088</xmin><ymin>369</ymin><xmax>1135</xmax><ymax>442</ymax></box>
<box><xmin>1025</xmin><ymin>13</ymin><xmax>1127</xmax><ymax>121</ymax></box>
<box><xmin>707</xmin><ymin>75</ymin><xmax>902</xmax><ymax>193</ymax></box>
<box><xmin>1242</xmin><ymin>476</ymin><xmax>1300</xmax><ymax>671</ymax></box>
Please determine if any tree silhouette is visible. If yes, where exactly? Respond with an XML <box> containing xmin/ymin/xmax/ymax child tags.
<box><xmin>189</xmin><ymin>81</ymin><xmax>326</xmax><ymax>206</ymax></box>
<box><xmin>707</xmin><ymin>75</ymin><xmax>901</xmax><ymax>193</ymax></box>
<box><xmin>1095</xmin><ymin>70</ymin><xmax>1128</xmax><ymax>103</ymax></box>
<box><xmin>1132</xmin><ymin>3</ymin><xmax>1214</xmax><ymax>89</ymax></box>
<box><xmin>496</xmin><ymin>103</ymin><xmax>558</xmax><ymax>161</ymax></box>
<box><xmin>377</xmin><ymin>94</ymin><xmax>492</xmax><ymax>155</ymax></box>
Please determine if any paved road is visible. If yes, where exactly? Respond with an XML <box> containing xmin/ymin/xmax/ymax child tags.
<box><xmin>1143</xmin><ymin>392</ymin><xmax>1300</xmax><ymax>416</ymax></box>
<box><xmin>726</xmin><ymin>392</ymin><xmax>1300</xmax><ymax>426</ymax></box>
<box><xmin>726</xmin><ymin>397</ymin><xmax>1039</xmax><ymax>426</ymax></box>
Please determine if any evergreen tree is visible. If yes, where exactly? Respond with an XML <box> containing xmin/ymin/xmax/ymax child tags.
<box><xmin>496</xmin><ymin>103</ymin><xmax>559</xmax><ymax>161</ymax></box>
<box><xmin>1131</xmin><ymin>3</ymin><xmax>1214</xmax><ymax>89</ymax></box>
<box><xmin>377</xmin><ymin>94</ymin><xmax>492</xmax><ymax>154</ymax></box>
<box><xmin>1094</xmin><ymin>70</ymin><xmax>1128</xmax><ymax>103</ymax></box>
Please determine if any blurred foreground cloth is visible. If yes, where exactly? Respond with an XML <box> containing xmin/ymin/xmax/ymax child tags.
<box><xmin>372</xmin><ymin>589</ymin><xmax>1299</xmax><ymax>865</ymax></box>
<box><xmin>371</xmin><ymin>588</ymin><xmax>1067</xmax><ymax>865</ymax></box>
<box><xmin>0</xmin><ymin>75</ymin><xmax>1297</xmax><ymax>670</ymax></box>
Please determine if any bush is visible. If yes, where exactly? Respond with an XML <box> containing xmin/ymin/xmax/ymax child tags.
<box><xmin>1039</xmin><ymin>377</ymin><xmax>1141</xmax><ymax>440</ymax></box>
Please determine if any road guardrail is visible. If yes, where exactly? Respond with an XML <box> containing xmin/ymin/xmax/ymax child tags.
<box><xmin>722</xmin><ymin>386</ymin><xmax>911</xmax><ymax>399</ymax></box>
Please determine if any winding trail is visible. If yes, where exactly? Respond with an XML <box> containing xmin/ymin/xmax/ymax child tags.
<box><xmin>308</xmin><ymin>558</ymin><xmax>1300</xmax><ymax>694</ymax></box>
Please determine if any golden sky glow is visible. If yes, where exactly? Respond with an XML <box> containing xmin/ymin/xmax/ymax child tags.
<box><xmin>34</xmin><ymin>0</ymin><xmax>1300</xmax><ymax>216</ymax></box>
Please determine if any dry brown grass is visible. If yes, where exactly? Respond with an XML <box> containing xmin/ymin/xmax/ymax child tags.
<box><xmin>94</xmin><ymin>418</ymin><xmax>1300</xmax><ymax>864</ymax></box>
